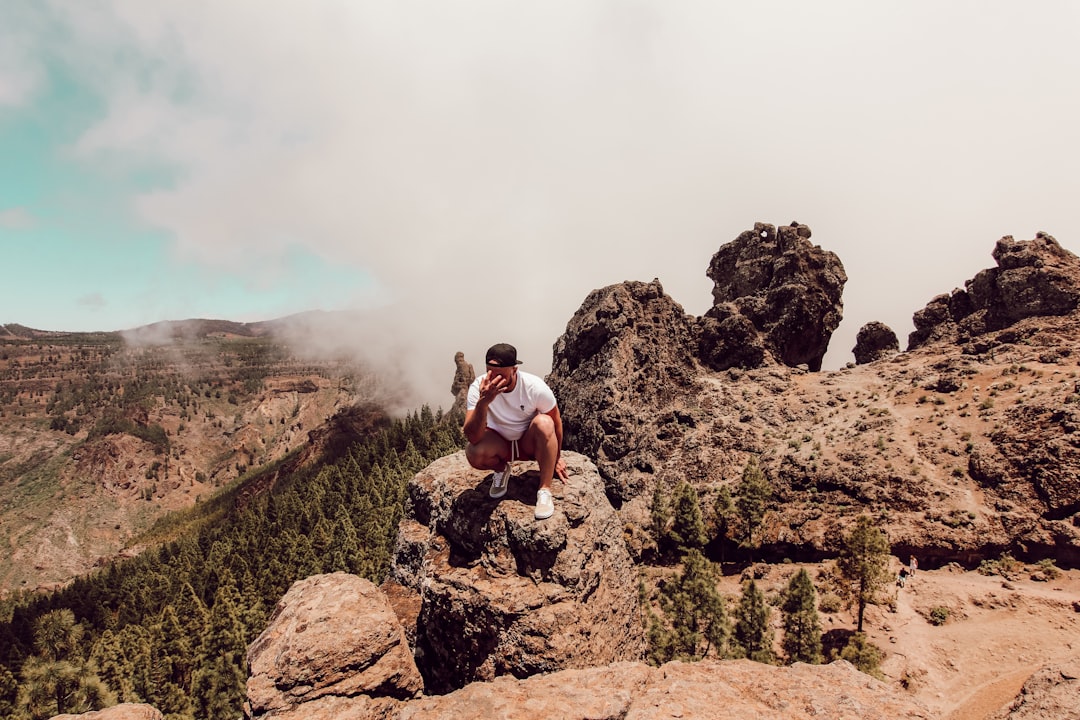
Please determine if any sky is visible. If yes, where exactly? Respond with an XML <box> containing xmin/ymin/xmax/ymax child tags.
<box><xmin>2</xmin><ymin>1</ymin><xmax>1079</xmax><ymax>409</ymax></box>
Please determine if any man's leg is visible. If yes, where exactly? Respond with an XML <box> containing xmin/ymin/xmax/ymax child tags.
<box><xmin>520</xmin><ymin>413</ymin><xmax>558</xmax><ymax>491</ymax></box>
<box><xmin>466</xmin><ymin>429</ymin><xmax>512</xmax><ymax>472</ymax></box>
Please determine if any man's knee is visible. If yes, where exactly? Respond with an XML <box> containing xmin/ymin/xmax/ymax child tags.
<box><xmin>529</xmin><ymin>413</ymin><xmax>555</xmax><ymax>437</ymax></box>
<box><xmin>466</xmin><ymin>442</ymin><xmax>499</xmax><ymax>470</ymax></box>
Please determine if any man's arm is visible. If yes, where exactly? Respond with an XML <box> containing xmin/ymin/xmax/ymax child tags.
<box><xmin>545</xmin><ymin>405</ymin><xmax>568</xmax><ymax>479</ymax></box>
<box><xmin>463</xmin><ymin>405</ymin><xmax>487</xmax><ymax>445</ymax></box>
<box><xmin>463</xmin><ymin>371</ymin><xmax>507</xmax><ymax>444</ymax></box>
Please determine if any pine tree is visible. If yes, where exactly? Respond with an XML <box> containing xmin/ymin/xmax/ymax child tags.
<box><xmin>650</xmin><ymin>483</ymin><xmax>672</xmax><ymax>559</ymax></box>
<box><xmin>711</xmin><ymin>486</ymin><xmax>735</xmax><ymax>563</ymax></box>
<box><xmin>17</xmin><ymin>610</ymin><xmax>114</xmax><ymax>719</ymax></box>
<box><xmin>192</xmin><ymin>572</ymin><xmax>247</xmax><ymax>720</ymax></box>
<box><xmin>736</xmin><ymin>458</ymin><xmax>771</xmax><ymax>559</ymax></box>
<box><xmin>781</xmin><ymin>568</ymin><xmax>823</xmax><ymax>664</ymax></box>
<box><xmin>836</xmin><ymin>515</ymin><xmax>890</xmax><ymax>632</ymax></box>
<box><xmin>651</xmin><ymin>549</ymin><xmax>728</xmax><ymax>662</ymax></box>
<box><xmin>670</xmin><ymin>481</ymin><xmax>707</xmax><ymax>553</ymax></box>
<box><xmin>733</xmin><ymin>579</ymin><xmax>775</xmax><ymax>663</ymax></box>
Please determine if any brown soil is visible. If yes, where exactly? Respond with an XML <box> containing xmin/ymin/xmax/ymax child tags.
<box><xmin>849</xmin><ymin>564</ymin><xmax>1077</xmax><ymax>719</ymax></box>
<box><xmin>719</xmin><ymin>562</ymin><xmax>1080</xmax><ymax>720</ymax></box>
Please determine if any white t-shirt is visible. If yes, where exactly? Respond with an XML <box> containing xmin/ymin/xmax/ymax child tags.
<box><xmin>466</xmin><ymin>370</ymin><xmax>557</xmax><ymax>441</ymax></box>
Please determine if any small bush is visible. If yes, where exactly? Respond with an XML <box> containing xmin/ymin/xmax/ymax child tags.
<box><xmin>818</xmin><ymin>593</ymin><xmax>843</xmax><ymax>614</ymax></box>
<box><xmin>928</xmin><ymin>606</ymin><xmax>949</xmax><ymax>626</ymax></box>
<box><xmin>1036</xmin><ymin>558</ymin><xmax>1061</xmax><ymax>580</ymax></box>
<box><xmin>840</xmin><ymin>633</ymin><xmax>884</xmax><ymax>679</ymax></box>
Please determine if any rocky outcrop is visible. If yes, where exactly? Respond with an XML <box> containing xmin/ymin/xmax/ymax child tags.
<box><xmin>703</xmin><ymin>221</ymin><xmax>847</xmax><ymax>371</ymax></box>
<box><xmin>853</xmin><ymin>321</ymin><xmax>899</xmax><ymax>364</ymax></box>
<box><xmin>909</xmin><ymin>233</ymin><xmax>1080</xmax><ymax>350</ymax></box>
<box><xmin>449</xmin><ymin>351</ymin><xmax>474</xmax><ymax>419</ymax></box>
<box><xmin>990</xmin><ymin>658</ymin><xmax>1080</xmax><ymax>720</ymax></box>
<box><xmin>547</xmin><ymin>280</ymin><xmax>701</xmax><ymax>505</ymax></box>
<box><xmin>241</xmin><ymin>584</ymin><xmax>932</xmax><ymax>720</ymax></box>
<box><xmin>390</xmin><ymin>451</ymin><xmax>646</xmax><ymax>694</ymax></box>
<box><xmin>52</xmin><ymin>705</ymin><xmax>163</xmax><ymax>720</ymax></box>
<box><xmin>394</xmin><ymin>659</ymin><xmax>932</xmax><ymax>719</ymax></box>
<box><xmin>245</xmin><ymin>573</ymin><xmax>423</xmax><ymax>719</ymax></box>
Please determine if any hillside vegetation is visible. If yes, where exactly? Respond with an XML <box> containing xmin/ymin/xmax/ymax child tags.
<box><xmin>0</xmin><ymin>406</ymin><xmax>463</xmax><ymax>719</ymax></box>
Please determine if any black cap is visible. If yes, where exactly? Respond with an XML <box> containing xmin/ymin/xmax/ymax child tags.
<box><xmin>485</xmin><ymin>343</ymin><xmax>522</xmax><ymax>368</ymax></box>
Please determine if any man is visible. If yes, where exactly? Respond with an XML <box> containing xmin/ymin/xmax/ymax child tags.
<box><xmin>464</xmin><ymin>343</ymin><xmax>568</xmax><ymax>520</ymax></box>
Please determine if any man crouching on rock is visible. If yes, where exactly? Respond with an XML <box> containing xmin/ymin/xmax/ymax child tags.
<box><xmin>464</xmin><ymin>343</ymin><xmax>568</xmax><ymax>520</ymax></box>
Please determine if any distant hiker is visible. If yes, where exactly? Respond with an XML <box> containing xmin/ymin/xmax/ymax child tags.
<box><xmin>910</xmin><ymin>555</ymin><xmax>918</xmax><ymax>575</ymax></box>
<box><xmin>464</xmin><ymin>343</ymin><xmax>567</xmax><ymax>520</ymax></box>
<box><xmin>897</xmin><ymin>567</ymin><xmax>909</xmax><ymax>588</ymax></box>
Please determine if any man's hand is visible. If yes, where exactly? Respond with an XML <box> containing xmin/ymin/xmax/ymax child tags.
<box><xmin>554</xmin><ymin>455</ymin><xmax>568</xmax><ymax>480</ymax></box>
<box><xmin>477</xmin><ymin>371</ymin><xmax>509</xmax><ymax>403</ymax></box>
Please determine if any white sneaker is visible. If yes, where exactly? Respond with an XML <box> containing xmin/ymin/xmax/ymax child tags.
<box><xmin>489</xmin><ymin>468</ymin><xmax>510</xmax><ymax>498</ymax></box>
<box><xmin>534</xmin><ymin>488</ymin><xmax>554</xmax><ymax>520</ymax></box>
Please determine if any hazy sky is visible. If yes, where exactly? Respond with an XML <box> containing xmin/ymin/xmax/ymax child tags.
<box><xmin>2</xmin><ymin>2</ymin><xmax>1078</xmax><ymax>408</ymax></box>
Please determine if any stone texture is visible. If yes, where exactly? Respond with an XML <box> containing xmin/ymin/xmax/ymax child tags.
<box><xmin>245</xmin><ymin>573</ymin><xmax>422</xmax><ymax>719</ymax></box>
<box><xmin>389</xmin><ymin>451</ymin><xmax>646</xmax><ymax>694</ymax></box>
<box><xmin>241</xmin><ymin>658</ymin><xmax>930</xmax><ymax>720</ymax></box>
<box><xmin>397</xmin><ymin>660</ymin><xmax>931</xmax><ymax>720</ymax></box>
<box><xmin>909</xmin><ymin>232</ymin><xmax>1080</xmax><ymax>349</ymax></box>
<box><xmin>448</xmin><ymin>351</ymin><xmax>474</xmax><ymax>419</ymax></box>
<box><xmin>853</xmin><ymin>321</ymin><xmax>899</xmax><ymax>365</ymax></box>
<box><xmin>990</xmin><ymin>659</ymin><xmax>1080</xmax><ymax>720</ymax></box>
<box><xmin>51</xmin><ymin>705</ymin><xmax>163</xmax><ymax>720</ymax></box>
<box><xmin>703</xmin><ymin>221</ymin><xmax>847</xmax><ymax>371</ymax></box>
<box><xmin>547</xmin><ymin>279</ymin><xmax>700</xmax><ymax>505</ymax></box>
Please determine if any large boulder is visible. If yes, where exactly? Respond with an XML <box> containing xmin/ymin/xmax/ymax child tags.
<box><xmin>390</xmin><ymin>451</ymin><xmax>646</xmax><ymax>694</ymax></box>
<box><xmin>909</xmin><ymin>232</ymin><xmax>1080</xmax><ymax>349</ymax></box>
<box><xmin>245</xmin><ymin>573</ymin><xmax>423</xmax><ymax>719</ymax></box>
<box><xmin>703</xmin><ymin>221</ymin><xmax>847</xmax><ymax>371</ymax></box>
<box><xmin>547</xmin><ymin>279</ymin><xmax>700</xmax><ymax>506</ymax></box>
<box><xmin>853</xmin><ymin>321</ymin><xmax>899</xmax><ymax>365</ymax></box>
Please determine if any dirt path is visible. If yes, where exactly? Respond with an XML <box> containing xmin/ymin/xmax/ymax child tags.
<box><xmin>945</xmin><ymin>667</ymin><xmax>1035</xmax><ymax>720</ymax></box>
<box><xmin>868</xmin><ymin>565</ymin><xmax>1080</xmax><ymax>719</ymax></box>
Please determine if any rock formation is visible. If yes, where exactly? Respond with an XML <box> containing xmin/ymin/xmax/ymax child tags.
<box><xmin>547</xmin><ymin>279</ymin><xmax>700</xmax><ymax>505</ymax></box>
<box><xmin>449</xmin><ymin>351</ymin><xmax>475</xmax><ymax>419</ymax></box>
<box><xmin>245</xmin><ymin>573</ymin><xmax>423</xmax><ymax>719</ymax></box>
<box><xmin>388</xmin><ymin>451</ymin><xmax>645</xmax><ymax>694</ymax></box>
<box><xmin>548</xmin><ymin>229</ymin><xmax>1080</xmax><ymax>566</ymax></box>
<box><xmin>240</xmin><ymin>571</ymin><xmax>931</xmax><ymax>719</ymax></box>
<box><xmin>703</xmin><ymin>221</ymin><xmax>847</xmax><ymax>371</ymax></box>
<box><xmin>853</xmin><ymin>321</ymin><xmax>899</xmax><ymax>364</ymax></box>
<box><xmin>909</xmin><ymin>232</ymin><xmax>1080</xmax><ymax>350</ymax></box>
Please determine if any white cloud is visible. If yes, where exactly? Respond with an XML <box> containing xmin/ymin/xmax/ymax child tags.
<box><xmin>17</xmin><ymin>1</ymin><xmax>1080</xmax><ymax>406</ymax></box>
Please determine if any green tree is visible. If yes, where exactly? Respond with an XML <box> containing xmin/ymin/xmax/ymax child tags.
<box><xmin>648</xmin><ymin>549</ymin><xmax>728</xmax><ymax>663</ymax></box>
<box><xmin>736</xmin><ymin>458</ymin><xmax>771</xmax><ymax>559</ymax></box>
<box><xmin>732</xmin><ymin>579</ymin><xmax>775</xmax><ymax>663</ymax></box>
<box><xmin>192</xmin><ymin>573</ymin><xmax>247</xmax><ymax>720</ymax></box>
<box><xmin>836</xmin><ymin>515</ymin><xmax>891</xmax><ymax>632</ymax></box>
<box><xmin>650</xmin><ymin>482</ymin><xmax>672</xmax><ymax>558</ymax></box>
<box><xmin>17</xmin><ymin>610</ymin><xmax>114</xmax><ymax>719</ymax></box>
<box><xmin>669</xmin><ymin>481</ymin><xmax>707</xmax><ymax>553</ymax></box>
<box><xmin>781</xmin><ymin>569</ymin><xmax>823</xmax><ymax>664</ymax></box>
<box><xmin>711</xmin><ymin>486</ymin><xmax>735</xmax><ymax>562</ymax></box>
<box><xmin>840</xmin><ymin>632</ymin><xmax>884</xmax><ymax>679</ymax></box>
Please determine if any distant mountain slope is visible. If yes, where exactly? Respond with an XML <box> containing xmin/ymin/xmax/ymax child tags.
<box><xmin>0</xmin><ymin>316</ymin><xmax>388</xmax><ymax>593</ymax></box>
